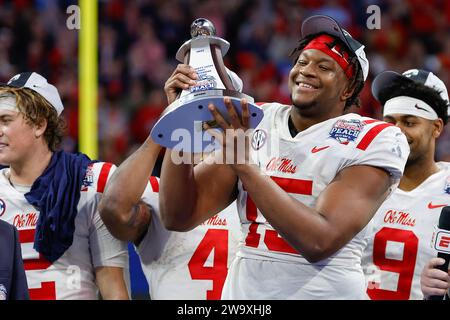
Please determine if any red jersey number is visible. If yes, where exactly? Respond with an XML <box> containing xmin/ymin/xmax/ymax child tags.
<box><xmin>19</xmin><ymin>229</ymin><xmax>56</xmax><ymax>300</ymax></box>
<box><xmin>367</xmin><ymin>227</ymin><xmax>418</xmax><ymax>300</ymax></box>
<box><xmin>245</xmin><ymin>176</ymin><xmax>313</xmax><ymax>254</ymax></box>
<box><xmin>188</xmin><ymin>229</ymin><xmax>228</xmax><ymax>300</ymax></box>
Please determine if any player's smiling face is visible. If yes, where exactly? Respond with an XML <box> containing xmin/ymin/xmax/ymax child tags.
<box><xmin>288</xmin><ymin>49</ymin><xmax>351</xmax><ymax>114</ymax></box>
<box><xmin>0</xmin><ymin>109</ymin><xmax>38</xmax><ymax>165</ymax></box>
<box><xmin>383</xmin><ymin>113</ymin><xmax>440</xmax><ymax>165</ymax></box>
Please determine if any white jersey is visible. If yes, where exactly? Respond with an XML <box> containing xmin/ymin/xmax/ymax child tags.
<box><xmin>362</xmin><ymin>162</ymin><xmax>450</xmax><ymax>300</ymax></box>
<box><xmin>136</xmin><ymin>177</ymin><xmax>241</xmax><ymax>300</ymax></box>
<box><xmin>0</xmin><ymin>163</ymin><xmax>128</xmax><ymax>300</ymax></box>
<box><xmin>222</xmin><ymin>103</ymin><xmax>409</xmax><ymax>299</ymax></box>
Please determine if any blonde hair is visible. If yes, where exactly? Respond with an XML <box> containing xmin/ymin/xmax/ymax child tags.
<box><xmin>0</xmin><ymin>87</ymin><xmax>66</xmax><ymax>151</ymax></box>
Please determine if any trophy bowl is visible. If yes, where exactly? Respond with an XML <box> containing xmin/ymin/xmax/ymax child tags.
<box><xmin>150</xmin><ymin>18</ymin><xmax>264</xmax><ymax>153</ymax></box>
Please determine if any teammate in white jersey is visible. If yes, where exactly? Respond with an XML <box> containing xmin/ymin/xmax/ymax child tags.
<box><xmin>158</xmin><ymin>15</ymin><xmax>409</xmax><ymax>299</ymax></box>
<box><xmin>99</xmin><ymin>136</ymin><xmax>241</xmax><ymax>300</ymax></box>
<box><xmin>0</xmin><ymin>72</ymin><xmax>129</xmax><ymax>300</ymax></box>
<box><xmin>362</xmin><ymin>69</ymin><xmax>450</xmax><ymax>300</ymax></box>
<box><xmin>99</xmin><ymin>67</ymin><xmax>245</xmax><ymax>300</ymax></box>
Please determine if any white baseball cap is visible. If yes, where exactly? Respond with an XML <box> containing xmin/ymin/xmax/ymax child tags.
<box><xmin>1</xmin><ymin>72</ymin><xmax>64</xmax><ymax>116</ymax></box>
<box><xmin>372</xmin><ymin>69</ymin><xmax>449</xmax><ymax>103</ymax></box>
<box><xmin>372</xmin><ymin>69</ymin><xmax>450</xmax><ymax>117</ymax></box>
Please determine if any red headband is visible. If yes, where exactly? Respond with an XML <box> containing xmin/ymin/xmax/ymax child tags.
<box><xmin>303</xmin><ymin>34</ymin><xmax>354</xmax><ymax>79</ymax></box>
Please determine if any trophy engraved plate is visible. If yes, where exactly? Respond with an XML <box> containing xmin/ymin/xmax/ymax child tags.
<box><xmin>150</xmin><ymin>18</ymin><xmax>264</xmax><ymax>152</ymax></box>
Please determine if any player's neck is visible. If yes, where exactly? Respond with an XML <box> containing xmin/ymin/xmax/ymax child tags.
<box><xmin>8</xmin><ymin>146</ymin><xmax>53</xmax><ymax>186</ymax></box>
<box><xmin>289</xmin><ymin>105</ymin><xmax>342</xmax><ymax>133</ymax></box>
<box><xmin>399</xmin><ymin>157</ymin><xmax>439</xmax><ymax>191</ymax></box>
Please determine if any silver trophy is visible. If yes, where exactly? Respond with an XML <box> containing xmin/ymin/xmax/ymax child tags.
<box><xmin>151</xmin><ymin>18</ymin><xmax>263</xmax><ymax>152</ymax></box>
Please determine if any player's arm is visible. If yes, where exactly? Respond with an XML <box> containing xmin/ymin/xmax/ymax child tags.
<box><xmin>160</xmin><ymin>150</ymin><xmax>238</xmax><ymax>231</ymax></box>
<box><xmin>158</xmin><ymin>64</ymin><xmax>238</xmax><ymax>231</ymax></box>
<box><xmin>91</xmin><ymin>205</ymin><xmax>130</xmax><ymax>300</ymax></box>
<box><xmin>99</xmin><ymin>136</ymin><xmax>161</xmax><ymax>243</ymax></box>
<box><xmin>95</xmin><ymin>266</ymin><xmax>129</xmax><ymax>300</ymax></box>
<box><xmin>420</xmin><ymin>258</ymin><xmax>450</xmax><ymax>299</ymax></box>
<box><xmin>207</xmin><ymin>99</ymin><xmax>393</xmax><ymax>263</ymax></box>
<box><xmin>236</xmin><ymin>162</ymin><xmax>391</xmax><ymax>262</ymax></box>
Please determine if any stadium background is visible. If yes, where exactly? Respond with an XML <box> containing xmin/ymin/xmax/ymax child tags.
<box><xmin>1</xmin><ymin>0</ymin><xmax>449</xmax><ymax>299</ymax></box>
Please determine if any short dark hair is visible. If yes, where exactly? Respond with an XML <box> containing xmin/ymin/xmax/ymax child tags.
<box><xmin>0</xmin><ymin>87</ymin><xmax>66</xmax><ymax>151</ymax></box>
<box><xmin>290</xmin><ymin>32</ymin><xmax>365</xmax><ymax>110</ymax></box>
<box><xmin>378</xmin><ymin>78</ymin><xmax>449</xmax><ymax>125</ymax></box>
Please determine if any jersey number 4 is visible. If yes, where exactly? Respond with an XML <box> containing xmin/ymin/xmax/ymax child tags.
<box><xmin>367</xmin><ymin>227</ymin><xmax>418</xmax><ymax>300</ymax></box>
<box><xmin>188</xmin><ymin>229</ymin><xmax>228</xmax><ymax>300</ymax></box>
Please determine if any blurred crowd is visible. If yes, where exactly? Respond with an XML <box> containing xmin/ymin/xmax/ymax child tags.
<box><xmin>1</xmin><ymin>0</ymin><xmax>450</xmax><ymax>164</ymax></box>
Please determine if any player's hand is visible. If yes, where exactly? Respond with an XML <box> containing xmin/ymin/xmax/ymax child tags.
<box><xmin>420</xmin><ymin>257</ymin><xmax>450</xmax><ymax>299</ymax></box>
<box><xmin>203</xmin><ymin>97</ymin><xmax>252</xmax><ymax>167</ymax></box>
<box><xmin>164</xmin><ymin>64</ymin><xmax>198</xmax><ymax>104</ymax></box>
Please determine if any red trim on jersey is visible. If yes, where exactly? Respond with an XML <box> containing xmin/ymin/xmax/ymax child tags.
<box><xmin>270</xmin><ymin>176</ymin><xmax>313</xmax><ymax>195</ymax></box>
<box><xmin>149</xmin><ymin>176</ymin><xmax>159</xmax><ymax>192</ymax></box>
<box><xmin>356</xmin><ymin>123</ymin><xmax>392</xmax><ymax>151</ymax></box>
<box><xmin>97</xmin><ymin>163</ymin><xmax>113</xmax><ymax>193</ymax></box>
<box><xmin>363</xmin><ymin>119</ymin><xmax>382</xmax><ymax>125</ymax></box>
<box><xmin>256</xmin><ymin>102</ymin><xmax>267</xmax><ymax>107</ymax></box>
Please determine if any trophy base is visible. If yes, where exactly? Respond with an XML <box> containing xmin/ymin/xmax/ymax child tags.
<box><xmin>150</xmin><ymin>90</ymin><xmax>264</xmax><ymax>153</ymax></box>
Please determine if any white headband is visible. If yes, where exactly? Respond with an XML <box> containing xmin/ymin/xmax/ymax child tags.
<box><xmin>383</xmin><ymin>96</ymin><xmax>439</xmax><ymax>120</ymax></box>
<box><xmin>0</xmin><ymin>95</ymin><xmax>18</xmax><ymax>112</ymax></box>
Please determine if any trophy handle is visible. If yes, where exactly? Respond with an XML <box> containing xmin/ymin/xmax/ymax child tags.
<box><xmin>184</xmin><ymin>50</ymin><xmax>190</xmax><ymax>65</ymax></box>
<box><xmin>211</xmin><ymin>44</ymin><xmax>235</xmax><ymax>90</ymax></box>
<box><xmin>183</xmin><ymin>44</ymin><xmax>235</xmax><ymax>91</ymax></box>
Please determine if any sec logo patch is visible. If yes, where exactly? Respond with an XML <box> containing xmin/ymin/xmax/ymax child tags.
<box><xmin>251</xmin><ymin>129</ymin><xmax>267</xmax><ymax>150</ymax></box>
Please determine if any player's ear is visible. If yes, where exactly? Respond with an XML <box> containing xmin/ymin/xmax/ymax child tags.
<box><xmin>432</xmin><ymin>118</ymin><xmax>444</xmax><ymax>139</ymax></box>
<box><xmin>340</xmin><ymin>80</ymin><xmax>355</xmax><ymax>102</ymax></box>
<box><xmin>34</xmin><ymin>118</ymin><xmax>48</xmax><ymax>139</ymax></box>
<box><xmin>339</xmin><ymin>67</ymin><xmax>357</xmax><ymax>103</ymax></box>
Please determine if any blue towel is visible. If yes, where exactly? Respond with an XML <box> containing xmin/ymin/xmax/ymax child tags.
<box><xmin>24</xmin><ymin>150</ymin><xmax>96</xmax><ymax>263</ymax></box>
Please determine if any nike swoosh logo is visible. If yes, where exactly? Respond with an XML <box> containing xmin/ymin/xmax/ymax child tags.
<box><xmin>428</xmin><ymin>202</ymin><xmax>448</xmax><ymax>209</ymax></box>
<box><xmin>311</xmin><ymin>146</ymin><xmax>330</xmax><ymax>153</ymax></box>
<box><xmin>415</xmin><ymin>104</ymin><xmax>429</xmax><ymax>112</ymax></box>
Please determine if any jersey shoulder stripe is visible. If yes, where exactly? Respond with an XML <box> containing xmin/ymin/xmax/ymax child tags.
<box><xmin>149</xmin><ymin>176</ymin><xmax>159</xmax><ymax>193</ymax></box>
<box><xmin>96</xmin><ymin>162</ymin><xmax>113</xmax><ymax>193</ymax></box>
<box><xmin>356</xmin><ymin>122</ymin><xmax>393</xmax><ymax>151</ymax></box>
